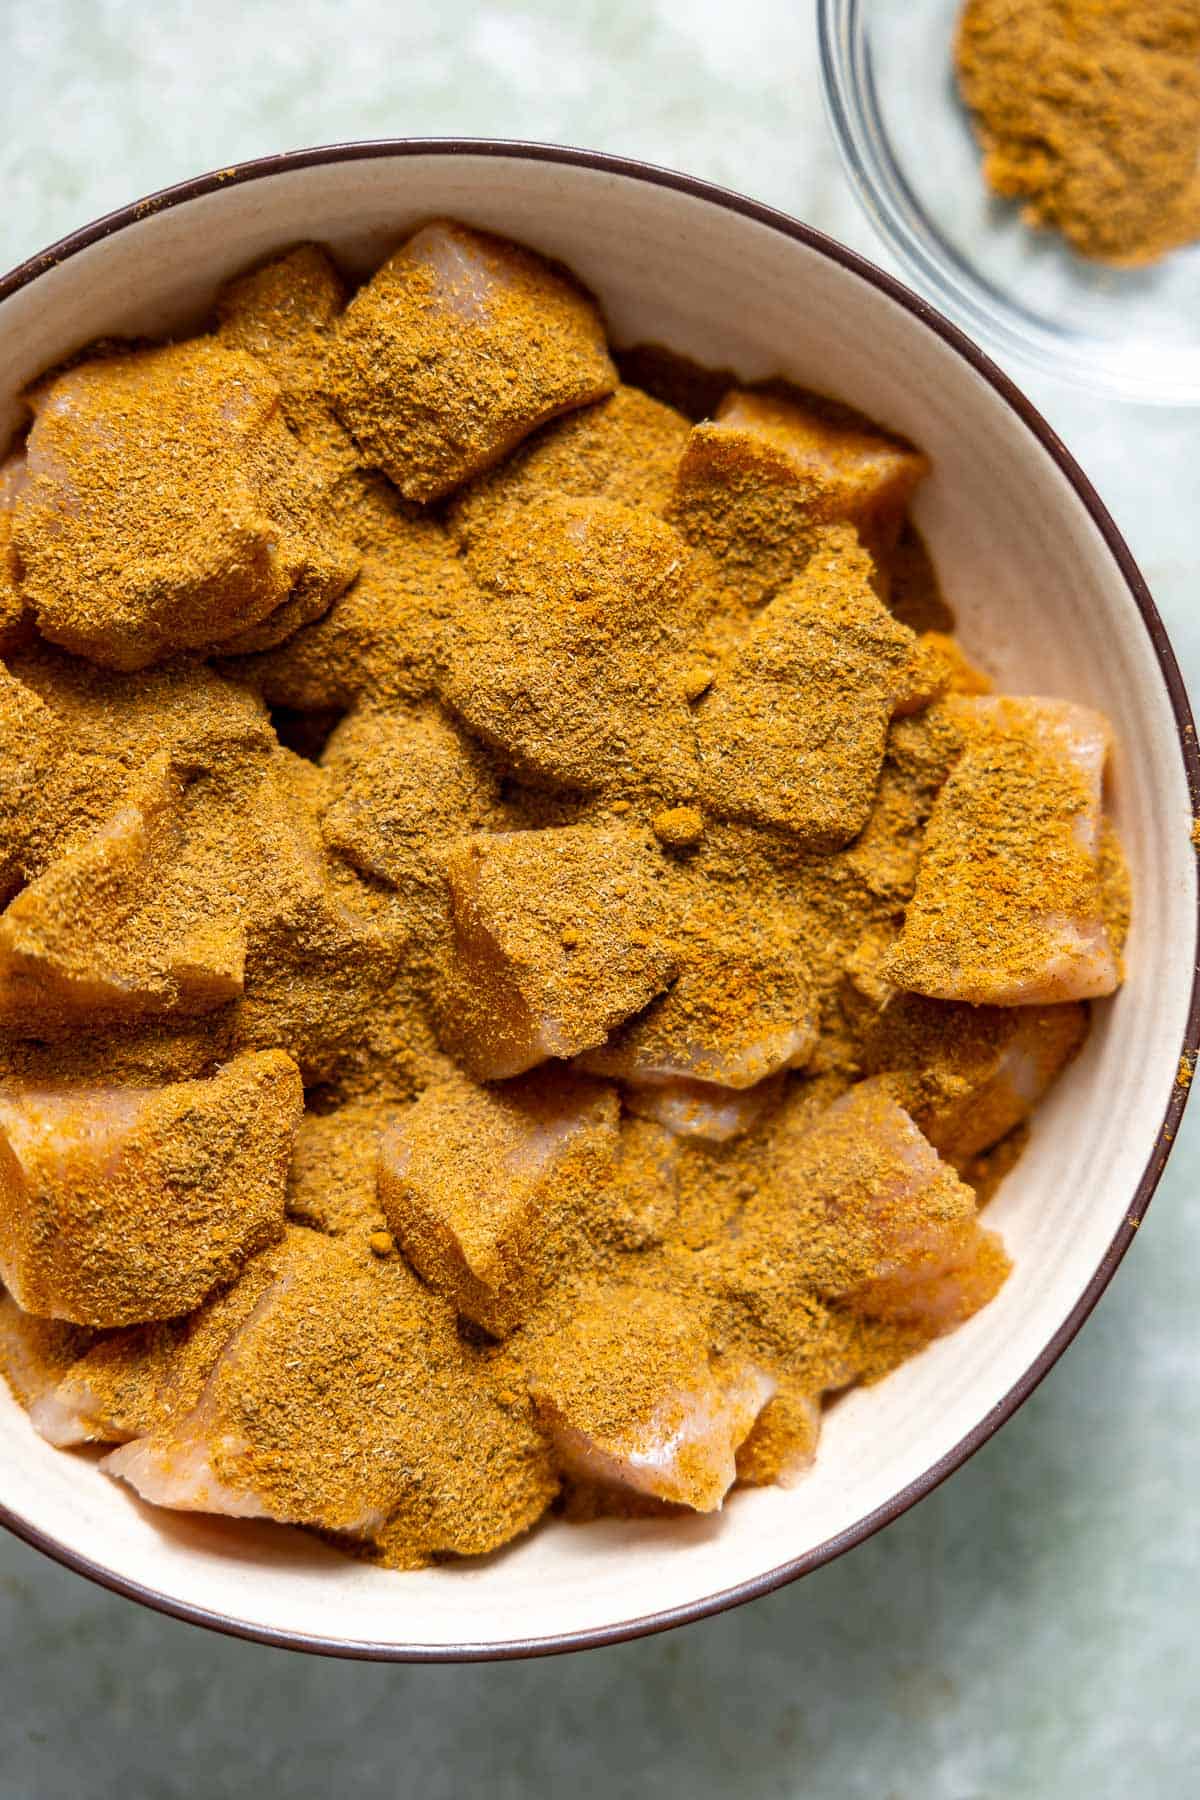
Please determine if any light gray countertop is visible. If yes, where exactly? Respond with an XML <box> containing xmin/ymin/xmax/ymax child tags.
<box><xmin>2</xmin><ymin>5</ymin><xmax>1197</xmax><ymax>1795</ymax></box>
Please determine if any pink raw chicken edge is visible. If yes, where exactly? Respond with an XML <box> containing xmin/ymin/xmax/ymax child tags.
<box><xmin>885</xmin><ymin>695</ymin><xmax>1121</xmax><ymax>1006</ymax></box>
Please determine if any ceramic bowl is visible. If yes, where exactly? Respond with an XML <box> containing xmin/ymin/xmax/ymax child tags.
<box><xmin>1</xmin><ymin>142</ymin><xmax>1196</xmax><ymax>1661</ymax></box>
<box><xmin>817</xmin><ymin>0</ymin><xmax>1200</xmax><ymax>405</ymax></box>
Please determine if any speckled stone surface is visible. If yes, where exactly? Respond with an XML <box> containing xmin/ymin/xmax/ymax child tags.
<box><xmin>1</xmin><ymin>5</ymin><xmax>1197</xmax><ymax>1795</ymax></box>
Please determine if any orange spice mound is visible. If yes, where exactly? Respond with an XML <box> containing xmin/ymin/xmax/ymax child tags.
<box><xmin>956</xmin><ymin>0</ymin><xmax>1200</xmax><ymax>266</ymax></box>
<box><xmin>0</xmin><ymin>219</ymin><xmax>1129</xmax><ymax>1570</ymax></box>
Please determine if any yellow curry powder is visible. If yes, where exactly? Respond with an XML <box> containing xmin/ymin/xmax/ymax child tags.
<box><xmin>957</xmin><ymin>0</ymin><xmax>1200</xmax><ymax>265</ymax></box>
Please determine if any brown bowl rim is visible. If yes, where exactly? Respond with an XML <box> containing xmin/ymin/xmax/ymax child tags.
<box><xmin>1</xmin><ymin>136</ymin><xmax>1196</xmax><ymax>1663</ymax></box>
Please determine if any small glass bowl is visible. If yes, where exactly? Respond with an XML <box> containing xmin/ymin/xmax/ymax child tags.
<box><xmin>818</xmin><ymin>0</ymin><xmax>1200</xmax><ymax>404</ymax></box>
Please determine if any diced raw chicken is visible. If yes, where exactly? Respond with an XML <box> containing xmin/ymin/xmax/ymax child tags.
<box><xmin>0</xmin><ymin>1050</ymin><xmax>301</xmax><ymax>1326</ymax></box>
<box><xmin>1009</xmin><ymin>698</ymin><xmax>1109</xmax><ymax>853</ymax></box>
<box><xmin>716</xmin><ymin>390</ymin><xmax>928</xmax><ymax>567</ymax></box>
<box><xmin>436</xmin><ymin>825</ymin><xmax>678</xmax><ymax>1080</ymax></box>
<box><xmin>890</xmin><ymin>633</ymin><xmax>956</xmax><ymax>718</ymax></box>
<box><xmin>226</xmin><ymin>506</ymin><xmax>474</xmax><ymax>712</ymax></box>
<box><xmin>884</xmin><ymin>696</ymin><xmax>1121</xmax><ymax>1005</ymax></box>
<box><xmin>18</xmin><ymin>1374</ymin><xmax>107</xmax><ymax>1451</ymax></box>
<box><xmin>918</xmin><ymin>630</ymin><xmax>992</xmax><ymax>699</ymax></box>
<box><xmin>744</xmin><ymin>1081</ymin><xmax>1010</xmax><ymax>1334</ymax></box>
<box><xmin>440</xmin><ymin>495</ymin><xmax>700</xmax><ymax>795</ymax></box>
<box><xmin>0</xmin><ymin>648</ymin><xmax>275</xmax><ymax>907</ymax></box>
<box><xmin>622</xmin><ymin>1072</ymin><xmax>786</xmax><ymax>1143</ymax></box>
<box><xmin>735</xmin><ymin>1382</ymin><xmax>822</xmax><ymax>1488</ymax></box>
<box><xmin>447</xmin><ymin>384</ymin><xmax>691</xmax><ymax>547</ymax></box>
<box><xmin>668</xmin><ymin>388</ymin><xmax>928</xmax><ymax>607</ymax></box>
<box><xmin>10</xmin><ymin>643</ymin><xmax>275</xmax><ymax>786</ymax></box>
<box><xmin>106</xmin><ymin>1423</ymin><xmax>275</xmax><ymax>1519</ymax></box>
<box><xmin>12</xmin><ymin>341</ymin><xmax>358</xmax><ymax>669</ymax></box>
<box><xmin>525</xmin><ymin>1284</ymin><xmax>774</xmax><ymax>1512</ymax></box>
<box><xmin>0</xmin><ymin>452</ymin><xmax>30</xmax><ymax>652</ymax></box>
<box><xmin>959</xmin><ymin>697</ymin><xmax>1111</xmax><ymax>853</ymax></box>
<box><xmin>330</xmin><ymin>220</ymin><xmax>617</xmax><ymax>501</ymax></box>
<box><xmin>854</xmin><ymin>1235</ymin><xmax>1013</xmax><ymax>1333</ymax></box>
<box><xmin>29</xmin><ymin>1347</ymin><xmax>164</xmax><ymax>1449</ymax></box>
<box><xmin>378</xmin><ymin>1067</ymin><xmax>620</xmax><ymax>1335</ymax></box>
<box><xmin>698</xmin><ymin>1114</ymin><xmax>874</xmax><ymax>1378</ymax></box>
<box><xmin>0</xmin><ymin>1292</ymin><xmax>97</xmax><ymax>1442</ymax></box>
<box><xmin>23</xmin><ymin>1235</ymin><xmax>293</xmax><ymax>1453</ymax></box>
<box><xmin>0</xmin><ymin>663</ymin><xmax>61</xmax><ymax>900</ymax></box>
<box><xmin>0</xmin><ymin>752</ymin><xmax>245</xmax><ymax>1024</ymax></box>
<box><xmin>0</xmin><ymin>1295</ymin><xmax>186</xmax><ymax>1449</ymax></box>
<box><xmin>283</xmin><ymin>1101</ymin><xmax>402</xmax><ymax>1239</ymax></box>
<box><xmin>599</xmin><ymin>1117</ymin><xmax>681</xmax><ymax>1250</ymax></box>
<box><xmin>97</xmin><ymin>1233</ymin><xmax>353</xmax><ymax>1523</ymax></box>
<box><xmin>864</xmin><ymin>993</ymin><xmax>1089</xmax><ymax>1161</ymax></box>
<box><xmin>216</xmin><ymin>243</ymin><xmax>348</xmax><ymax>445</ymax></box>
<box><xmin>696</xmin><ymin>529</ymin><xmax>919</xmax><ymax>844</ymax></box>
<box><xmin>578</xmin><ymin>927</ymin><xmax>817</xmax><ymax>1090</ymax></box>
<box><xmin>0</xmin><ymin>683</ymin><xmax>390</xmax><ymax>1085</ymax></box>
<box><xmin>321</xmin><ymin>706</ymin><xmax>505</xmax><ymax>899</ymax></box>
<box><xmin>179</xmin><ymin>748</ymin><xmax>408</xmax><ymax>1087</ymax></box>
<box><xmin>105</xmin><ymin>1228</ymin><xmax>556</xmax><ymax>1552</ymax></box>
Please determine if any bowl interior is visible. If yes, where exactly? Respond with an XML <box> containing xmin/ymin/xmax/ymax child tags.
<box><xmin>0</xmin><ymin>148</ymin><xmax>1194</xmax><ymax>1656</ymax></box>
<box><xmin>820</xmin><ymin>0</ymin><xmax>1200</xmax><ymax>404</ymax></box>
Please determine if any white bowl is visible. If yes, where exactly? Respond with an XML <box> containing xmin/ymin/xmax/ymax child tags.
<box><xmin>1</xmin><ymin>141</ymin><xmax>1196</xmax><ymax>1661</ymax></box>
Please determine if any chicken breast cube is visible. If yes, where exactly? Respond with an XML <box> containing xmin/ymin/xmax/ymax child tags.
<box><xmin>599</xmin><ymin>1117</ymin><xmax>681</xmax><ymax>1250</ymax></box>
<box><xmin>283</xmin><ymin>1101</ymin><xmax>403</xmax><ymax>1239</ymax></box>
<box><xmin>441</xmin><ymin>495</ymin><xmax>700</xmax><ymax>795</ymax></box>
<box><xmin>578</xmin><ymin>926</ymin><xmax>817</xmax><ymax>1090</ymax></box>
<box><xmin>864</xmin><ymin>993</ymin><xmax>1089</xmax><ymax>1161</ymax></box>
<box><xmin>12</xmin><ymin>341</ymin><xmax>358</xmax><ymax>669</ymax></box>
<box><xmin>747</xmin><ymin>1081</ymin><xmax>1010</xmax><ymax>1334</ymax></box>
<box><xmin>216</xmin><ymin>243</ymin><xmax>348</xmax><ymax>445</ymax></box>
<box><xmin>622</xmin><ymin>1071</ymin><xmax>786</xmax><ymax>1143</ymax></box>
<box><xmin>436</xmin><ymin>825</ymin><xmax>678</xmax><ymax>1080</ymax></box>
<box><xmin>9</xmin><ymin>643</ymin><xmax>275</xmax><ymax>791</ymax></box>
<box><xmin>105</xmin><ymin>1228</ymin><xmax>556</xmax><ymax>1553</ymax></box>
<box><xmin>0</xmin><ymin>650</ymin><xmax>273</xmax><ymax>907</ymax></box>
<box><xmin>0</xmin><ymin>663</ymin><xmax>61</xmax><ymax>900</ymax></box>
<box><xmin>0</xmin><ymin>1293</ymin><xmax>97</xmax><ymax>1442</ymax></box>
<box><xmin>668</xmin><ymin>388</ymin><xmax>928</xmax><ymax>607</ymax></box>
<box><xmin>697</xmin><ymin>530</ymin><xmax>919</xmax><ymax>844</ymax></box>
<box><xmin>0</xmin><ymin>1296</ymin><xmax>189</xmax><ymax>1449</ymax></box>
<box><xmin>0</xmin><ymin>752</ymin><xmax>244</xmax><ymax>1025</ymax></box>
<box><xmin>0</xmin><ymin>713</ymin><xmax>381</xmax><ymax>1085</ymax></box>
<box><xmin>14</xmin><ymin>1235</ymin><xmax>295</xmax><ymax>1451</ymax></box>
<box><xmin>0</xmin><ymin>1050</ymin><xmax>301</xmax><ymax>1326</ymax></box>
<box><xmin>0</xmin><ymin>452</ymin><xmax>30</xmax><ymax>653</ymax></box>
<box><xmin>330</xmin><ymin>220</ymin><xmax>617</xmax><ymax>502</ymax></box>
<box><xmin>227</xmin><ymin>506</ymin><xmax>474</xmax><ymax>712</ymax></box>
<box><xmin>321</xmin><ymin>706</ymin><xmax>505</xmax><ymax>900</ymax></box>
<box><xmin>525</xmin><ymin>1285</ymin><xmax>774</xmax><ymax>1512</ymax></box>
<box><xmin>177</xmin><ymin>749</ymin><xmax>406</xmax><ymax>1087</ymax></box>
<box><xmin>378</xmin><ymin>1068</ymin><xmax>620</xmax><ymax>1335</ymax></box>
<box><xmin>735</xmin><ymin>1381</ymin><xmax>822</xmax><ymax>1488</ymax></box>
<box><xmin>717</xmin><ymin>389</ymin><xmax>928</xmax><ymax>566</ymax></box>
<box><xmin>885</xmin><ymin>696</ymin><xmax>1121</xmax><ymax>1005</ymax></box>
<box><xmin>447</xmin><ymin>384</ymin><xmax>690</xmax><ymax>548</ymax></box>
